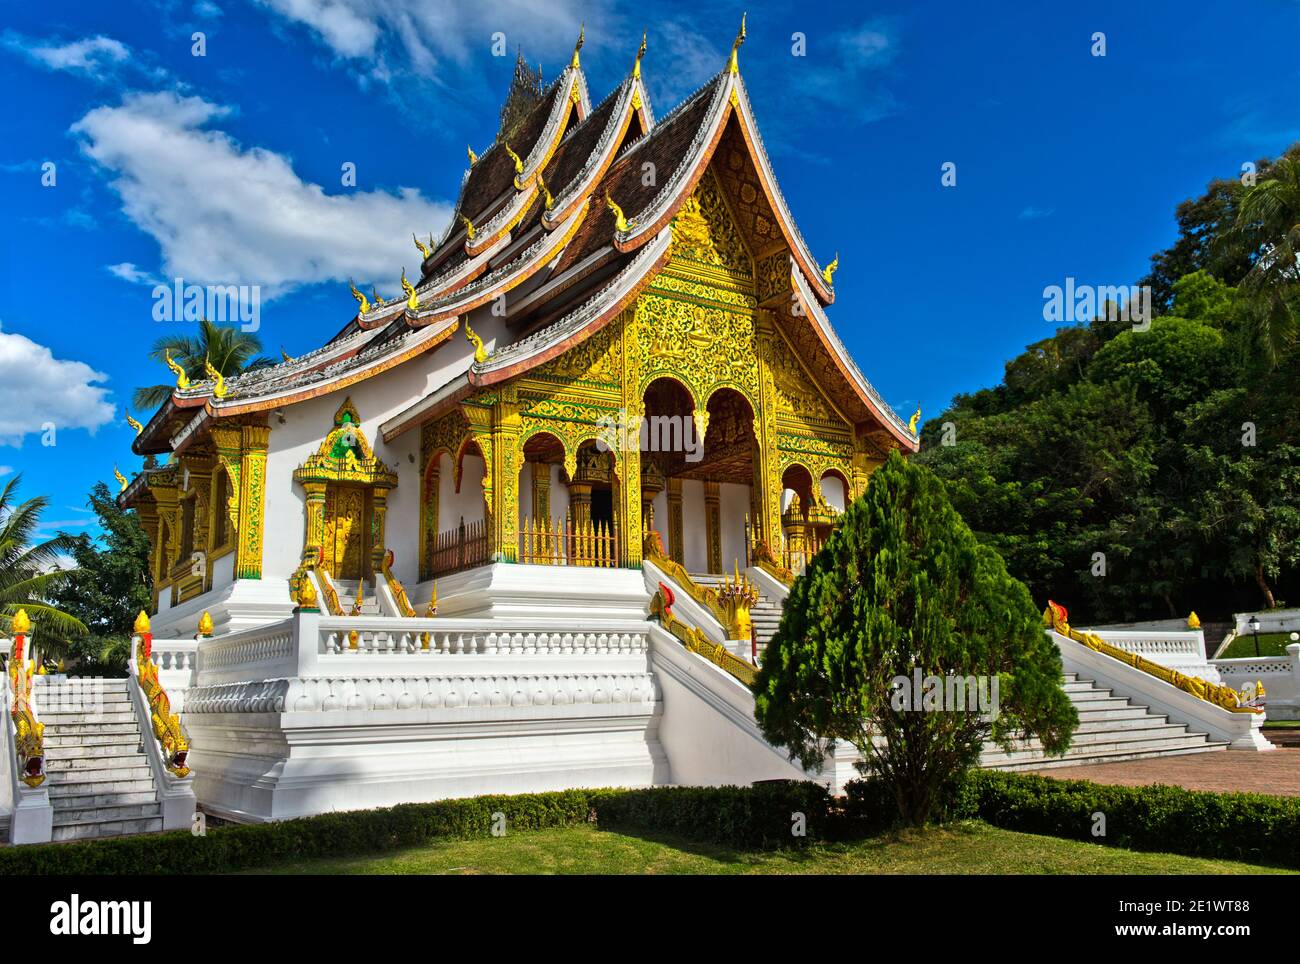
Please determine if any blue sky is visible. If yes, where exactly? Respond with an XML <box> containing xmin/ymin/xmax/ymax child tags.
<box><xmin>2</xmin><ymin>0</ymin><xmax>1299</xmax><ymax>540</ymax></box>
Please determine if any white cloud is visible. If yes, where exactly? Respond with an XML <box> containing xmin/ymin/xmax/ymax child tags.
<box><xmin>2</xmin><ymin>32</ymin><xmax>167</xmax><ymax>84</ymax></box>
<box><xmin>1018</xmin><ymin>206</ymin><xmax>1055</xmax><ymax>221</ymax></box>
<box><xmin>0</xmin><ymin>466</ymin><xmax>12</xmax><ymax>477</ymax></box>
<box><xmin>107</xmin><ymin>262</ymin><xmax>163</xmax><ymax>286</ymax></box>
<box><xmin>72</xmin><ymin>91</ymin><xmax>452</xmax><ymax>295</ymax></box>
<box><xmin>0</xmin><ymin>329</ymin><xmax>114</xmax><ymax>446</ymax></box>
<box><xmin>789</xmin><ymin>18</ymin><xmax>903</xmax><ymax>124</ymax></box>
<box><xmin>255</xmin><ymin>0</ymin><xmax>593</xmax><ymax>77</ymax></box>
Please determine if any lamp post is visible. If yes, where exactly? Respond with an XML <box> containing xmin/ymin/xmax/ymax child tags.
<box><xmin>1249</xmin><ymin>615</ymin><xmax>1262</xmax><ymax>657</ymax></box>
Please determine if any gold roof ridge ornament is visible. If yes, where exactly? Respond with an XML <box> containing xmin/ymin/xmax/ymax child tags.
<box><xmin>203</xmin><ymin>355</ymin><xmax>227</xmax><ymax>398</ymax></box>
<box><xmin>633</xmin><ymin>28</ymin><xmax>647</xmax><ymax>79</ymax></box>
<box><xmin>349</xmin><ymin>281</ymin><xmax>371</xmax><ymax>316</ymax></box>
<box><xmin>460</xmin><ymin>214</ymin><xmax>476</xmax><ymax>241</ymax></box>
<box><xmin>164</xmin><ymin>349</ymin><xmax>189</xmax><ymax>390</ymax></box>
<box><xmin>822</xmin><ymin>251</ymin><xmax>839</xmax><ymax>285</ymax></box>
<box><xmin>464</xmin><ymin>320</ymin><xmax>488</xmax><ymax>363</ymax></box>
<box><xmin>413</xmin><ymin>233</ymin><xmax>431</xmax><ymax>260</ymax></box>
<box><xmin>605</xmin><ymin>191</ymin><xmax>629</xmax><ymax>232</ymax></box>
<box><xmin>125</xmin><ymin>411</ymin><xmax>144</xmax><ymax>436</ymax></box>
<box><xmin>538</xmin><ymin>172</ymin><xmax>554</xmax><ymax>210</ymax></box>
<box><xmin>728</xmin><ymin>12</ymin><xmax>746</xmax><ymax>74</ymax></box>
<box><xmin>908</xmin><ymin>406</ymin><xmax>921</xmax><ymax>435</ymax></box>
<box><xmin>401</xmin><ymin>267</ymin><xmax>419</xmax><ymax>311</ymax></box>
<box><xmin>467</xmin><ymin>144</ymin><xmax>478</xmax><ymax>166</ymax></box>
<box><xmin>114</xmin><ymin>465</ymin><xmax>129</xmax><ymax>493</ymax></box>
<box><xmin>571</xmin><ymin>23</ymin><xmax>584</xmax><ymax>69</ymax></box>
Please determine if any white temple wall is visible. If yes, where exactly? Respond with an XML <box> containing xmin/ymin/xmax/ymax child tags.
<box><xmin>820</xmin><ymin>473</ymin><xmax>847</xmax><ymax>512</ymax></box>
<box><xmin>438</xmin><ymin>451</ymin><xmax>486</xmax><ymax>533</ymax></box>
<box><xmin>550</xmin><ymin>464</ymin><xmax>571</xmax><ymax>522</ymax></box>
<box><xmin>719</xmin><ymin>482</ymin><xmax>750</xmax><ymax>571</ymax></box>
<box><xmin>681</xmin><ymin>479</ymin><xmax>707</xmax><ymax>572</ymax></box>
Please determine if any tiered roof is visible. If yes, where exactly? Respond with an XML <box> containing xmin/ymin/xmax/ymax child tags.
<box><xmin>132</xmin><ymin>25</ymin><xmax>917</xmax><ymax>459</ymax></box>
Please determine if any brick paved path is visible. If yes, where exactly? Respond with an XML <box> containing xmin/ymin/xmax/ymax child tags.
<box><xmin>1029</xmin><ymin>749</ymin><xmax>1300</xmax><ymax>797</ymax></box>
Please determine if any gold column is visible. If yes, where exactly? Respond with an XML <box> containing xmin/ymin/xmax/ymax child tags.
<box><xmin>210</xmin><ymin>425</ymin><xmax>243</xmax><ymax>544</ymax></box>
<box><xmin>370</xmin><ymin>487</ymin><xmax>389</xmax><ymax>574</ymax></box>
<box><xmin>754</xmin><ymin>311</ymin><xmax>785</xmax><ymax>552</ymax></box>
<box><xmin>704</xmin><ymin>480</ymin><xmax>722</xmax><ymax>573</ymax></box>
<box><xmin>420</xmin><ymin>463</ymin><xmax>440</xmax><ymax>582</ymax></box>
<box><xmin>667</xmin><ymin>477</ymin><xmax>684</xmax><ymax>566</ymax></box>
<box><xmin>236</xmin><ymin>423</ymin><xmax>271</xmax><ymax>579</ymax></box>
<box><xmin>301</xmin><ymin>480</ymin><xmax>328</xmax><ymax>569</ymax></box>
<box><xmin>464</xmin><ymin>388</ymin><xmax>521</xmax><ymax>563</ymax></box>
<box><xmin>531</xmin><ymin>459</ymin><xmax>551</xmax><ymax>522</ymax></box>
<box><xmin>617</xmin><ymin>442</ymin><xmax>641</xmax><ymax>568</ymax></box>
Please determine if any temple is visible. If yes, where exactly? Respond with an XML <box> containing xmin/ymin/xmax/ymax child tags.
<box><xmin>33</xmin><ymin>22</ymin><xmax>1252</xmax><ymax>836</ymax></box>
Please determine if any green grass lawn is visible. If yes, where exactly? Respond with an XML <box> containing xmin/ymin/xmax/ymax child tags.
<box><xmin>1219</xmin><ymin>631</ymin><xmax>1297</xmax><ymax>659</ymax></box>
<box><xmin>246</xmin><ymin>821</ymin><xmax>1290</xmax><ymax>875</ymax></box>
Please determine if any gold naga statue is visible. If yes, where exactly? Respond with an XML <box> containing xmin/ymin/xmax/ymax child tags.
<box><xmin>133</xmin><ymin>611</ymin><xmax>191</xmax><ymax>778</ymax></box>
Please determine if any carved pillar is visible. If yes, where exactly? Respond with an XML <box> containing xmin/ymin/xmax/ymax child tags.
<box><xmin>420</xmin><ymin>463</ymin><xmax>440</xmax><ymax>582</ymax></box>
<box><xmin>667</xmin><ymin>477</ymin><xmax>684</xmax><ymax>566</ymax></box>
<box><xmin>301</xmin><ymin>480</ymin><xmax>328</xmax><ymax>569</ymax></box>
<box><xmin>236</xmin><ymin>423</ymin><xmax>271</xmax><ymax>579</ymax></box>
<box><xmin>464</xmin><ymin>388</ymin><xmax>520</xmax><ymax>563</ymax></box>
<box><xmin>704</xmin><ymin>480</ymin><xmax>722</xmax><ymax>573</ymax></box>
<box><xmin>568</xmin><ymin>482</ymin><xmax>593</xmax><ymax>528</ymax></box>
<box><xmin>753</xmin><ymin>311</ymin><xmax>785</xmax><ymax>552</ymax></box>
<box><xmin>210</xmin><ymin>425</ymin><xmax>243</xmax><ymax>545</ymax></box>
<box><xmin>370</xmin><ymin>486</ymin><xmax>389</xmax><ymax>574</ymax></box>
<box><xmin>617</xmin><ymin>441</ymin><xmax>641</xmax><ymax>568</ymax></box>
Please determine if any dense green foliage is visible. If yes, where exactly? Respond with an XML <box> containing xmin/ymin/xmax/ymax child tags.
<box><xmin>917</xmin><ymin>146</ymin><xmax>1300</xmax><ymax>621</ymax></box>
<box><xmin>133</xmin><ymin>317</ymin><xmax>273</xmax><ymax>411</ymax></box>
<box><xmin>0</xmin><ymin>475</ymin><xmax>85</xmax><ymax>649</ymax></box>
<box><xmin>46</xmin><ymin>482</ymin><xmax>153</xmax><ymax>676</ymax></box>
<box><xmin>752</xmin><ymin>451</ymin><xmax>1077</xmax><ymax>826</ymax></box>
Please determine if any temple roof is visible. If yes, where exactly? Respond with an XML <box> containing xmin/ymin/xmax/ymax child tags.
<box><xmin>132</xmin><ymin>28</ymin><xmax>917</xmax><ymax>459</ymax></box>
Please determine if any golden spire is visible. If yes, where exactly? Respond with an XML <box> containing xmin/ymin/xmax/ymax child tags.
<box><xmin>125</xmin><ymin>411</ymin><xmax>144</xmax><ymax>436</ymax></box>
<box><xmin>426</xmin><ymin>581</ymin><xmax>438</xmax><ymax>616</ymax></box>
<box><xmin>504</xmin><ymin>143</ymin><xmax>524</xmax><ymax>176</ymax></box>
<box><xmin>467</xmin><ymin>145</ymin><xmax>478</xmax><ymax>166</ymax></box>
<box><xmin>571</xmin><ymin>23</ymin><xmax>585</xmax><ymax>69</ymax></box>
<box><xmin>460</xmin><ymin>214</ymin><xmax>476</xmax><ymax>241</ymax></box>
<box><xmin>908</xmin><ymin>407</ymin><xmax>921</xmax><ymax>435</ymax></box>
<box><xmin>114</xmin><ymin>465</ymin><xmax>129</xmax><ymax>493</ymax></box>
<box><xmin>605</xmin><ymin>191</ymin><xmax>629</xmax><ymax>232</ymax></box>
<box><xmin>371</xmin><ymin>286</ymin><xmax>385</xmax><ymax>307</ymax></box>
<box><xmin>204</xmin><ymin>355</ymin><xmax>227</xmax><ymax>398</ymax></box>
<box><xmin>298</xmin><ymin>574</ymin><xmax>318</xmax><ymax>609</ymax></box>
<box><xmin>281</xmin><ymin>345</ymin><xmax>292</xmax><ymax>363</ymax></box>
<box><xmin>1187</xmin><ymin>611</ymin><xmax>1201</xmax><ymax>630</ymax></box>
<box><xmin>538</xmin><ymin>172</ymin><xmax>554</xmax><ymax>210</ymax></box>
<box><xmin>164</xmin><ymin>349</ymin><xmax>190</xmax><ymax>390</ymax></box>
<box><xmin>197</xmin><ymin>611</ymin><xmax>214</xmax><ymax>637</ymax></box>
<box><xmin>11</xmin><ymin>609</ymin><xmax>30</xmax><ymax>636</ymax></box>
<box><xmin>349</xmin><ymin>281</ymin><xmax>371</xmax><ymax>316</ymax></box>
<box><xmin>822</xmin><ymin>252</ymin><xmax>839</xmax><ymax>286</ymax></box>
<box><xmin>413</xmin><ymin>233</ymin><xmax>431</xmax><ymax>260</ymax></box>
<box><xmin>633</xmin><ymin>29</ymin><xmax>647</xmax><ymax>78</ymax></box>
<box><xmin>728</xmin><ymin>13</ymin><xmax>746</xmax><ymax>74</ymax></box>
<box><xmin>401</xmin><ymin>267</ymin><xmax>419</xmax><ymax>311</ymax></box>
<box><xmin>464</xmin><ymin>320</ymin><xmax>488</xmax><ymax>363</ymax></box>
<box><xmin>134</xmin><ymin>611</ymin><xmax>151</xmax><ymax>635</ymax></box>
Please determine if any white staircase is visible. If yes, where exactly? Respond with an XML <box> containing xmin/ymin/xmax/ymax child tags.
<box><xmin>332</xmin><ymin>578</ymin><xmax>384</xmax><ymax>616</ymax></box>
<box><xmin>39</xmin><ymin>678</ymin><xmax>164</xmax><ymax>841</ymax></box>
<box><xmin>982</xmin><ymin>672</ymin><xmax>1228</xmax><ymax>770</ymax></box>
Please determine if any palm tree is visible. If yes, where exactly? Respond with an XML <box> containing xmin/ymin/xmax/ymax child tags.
<box><xmin>1234</xmin><ymin>153</ymin><xmax>1300</xmax><ymax>366</ymax></box>
<box><xmin>133</xmin><ymin>318</ymin><xmax>274</xmax><ymax>411</ymax></box>
<box><xmin>0</xmin><ymin>476</ymin><xmax>86</xmax><ymax>653</ymax></box>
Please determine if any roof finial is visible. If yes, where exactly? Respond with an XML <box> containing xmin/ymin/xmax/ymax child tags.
<box><xmin>125</xmin><ymin>410</ymin><xmax>144</xmax><ymax>436</ymax></box>
<box><xmin>164</xmin><ymin>349</ymin><xmax>190</xmax><ymax>390</ymax></box>
<box><xmin>605</xmin><ymin>191</ymin><xmax>629</xmax><ymax>233</ymax></box>
<box><xmin>538</xmin><ymin>172</ymin><xmax>554</xmax><ymax>210</ymax></box>
<box><xmin>571</xmin><ymin>23</ymin><xmax>585</xmax><ymax>69</ymax></box>
<box><xmin>467</xmin><ymin>145</ymin><xmax>478</xmax><ymax>166</ymax></box>
<box><xmin>729</xmin><ymin>13</ymin><xmax>746</xmax><ymax>74</ymax></box>
<box><xmin>633</xmin><ymin>28</ymin><xmax>647</xmax><ymax>79</ymax></box>
<box><xmin>464</xmin><ymin>320</ymin><xmax>488</xmax><ymax>363</ymax></box>
<box><xmin>204</xmin><ymin>354</ymin><xmax>227</xmax><ymax>398</ymax></box>
<box><xmin>822</xmin><ymin>252</ymin><xmax>839</xmax><ymax>285</ymax></box>
<box><xmin>413</xmin><ymin>233</ymin><xmax>431</xmax><ymax>260</ymax></box>
<box><xmin>401</xmin><ymin>267</ymin><xmax>419</xmax><ymax>311</ymax></box>
<box><xmin>908</xmin><ymin>406</ymin><xmax>921</xmax><ymax>435</ymax></box>
<box><xmin>114</xmin><ymin>465</ymin><xmax>129</xmax><ymax>493</ymax></box>
<box><xmin>349</xmin><ymin>281</ymin><xmax>371</xmax><ymax>316</ymax></box>
<box><xmin>460</xmin><ymin>214</ymin><xmax>477</xmax><ymax>241</ymax></box>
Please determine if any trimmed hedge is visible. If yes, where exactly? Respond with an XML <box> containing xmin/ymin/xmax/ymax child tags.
<box><xmin>963</xmin><ymin>769</ymin><xmax>1300</xmax><ymax>869</ymax></box>
<box><xmin>0</xmin><ymin>782</ymin><xmax>832</xmax><ymax>875</ymax></box>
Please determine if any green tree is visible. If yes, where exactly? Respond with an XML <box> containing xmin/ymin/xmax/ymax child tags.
<box><xmin>46</xmin><ymin>482</ymin><xmax>153</xmax><ymax>676</ymax></box>
<box><xmin>0</xmin><ymin>476</ymin><xmax>86</xmax><ymax>649</ymax></box>
<box><xmin>133</xmin><ymin>317</ymin><xmax>273</xmax><ymax>411</ymax></box>
<box><xmin>753</xmin><ymin>452</ymin><xmax>1077</xmax><ymax>826</ymax></box>
<box><xmin>1234</xmin><ymin>153</ymin><xmax>1300</xmax><ymax>365</ymax></box>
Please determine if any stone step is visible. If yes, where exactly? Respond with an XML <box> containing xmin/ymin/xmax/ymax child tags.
<box><xmin>991</xmin><ymin>740</ymin><xmax>1230</xmax><ymax>771</ymax></box>
<box><xmin>52</xmin><ymin>802</ymin><xmax>161</xmax><ymax>827</ymax></box>
<box><xmin>48</xmin><ymin>776</ymin><xmax>156</xmax><ymax>797</ymax></box>
<box><xmin>40</xmin><ymin>710</ymin><xmax>138</xmax><ymax>725</ymax></box>
<box><xmin>52</xmin><ymin>816</ymin><xmax>163</xmax><ymax>842</ymax></box>
<box><xmin>986</xmin><ymin>722</ymin><xmax>1195</xmax><ymax>757</ymax></box>
<box><xmin>983</xmin><ymin>734</ymin><xmax>1216</xmax><ymax>767</ymax></box>
<box><xmin>45</xmin><ymin>730</ymin><xmax>142</xmax><ymax>748</ymax></box>
<box><xmin>47</xmin><ymin>766</ymin><xmax>154</xmax><ymax>787</ymax></box>
<box><xmin>46</xmin><ymin>740</ymin><xmax>144</xmax><ymax>758</ymax></box>
<box><xmin>42</xmin><ymin>722</ymin><xmax>141</xmax><ymax>739</ymax></box>
<box><xmin>50</xmin><ymin>788</ymin><xmax>159</xmax><ymax>809</ymax></box>
<box><xmin>1073</xmin><ymin>705</ymin><xmax>1162</xmax><ymax>723</ymax></box>
<box><xmin>38</xmin><ymin>691</ymin><xmax>133</xmax><ymax>707</ymax></box>
<box><xmin>46</xmin><ymin>753</ymin><xmax>147</xmax><ymax>772</ymax></box>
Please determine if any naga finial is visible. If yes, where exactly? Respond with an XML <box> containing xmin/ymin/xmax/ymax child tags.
<box><xmin>605</xmin><ymin>191</ymin><xmax>629</xmax><ymax>232</ymax></box>
<box><xmin>371</xmin><ymin>287</ymin><xmax>386</xmax><ymax>307</ymax></box>
<box><xmin>134</xmin><ymin>610</ymin><xmax>151</xmax><ymax>635</ymax></box>
<box><xmin>197</xmin><ymin>611</ymin><xmax>214</xmax><ymax>637</ymax></box>
<box><xmin>822</xmin><ymin>252</ymin><xmax>839</xmax><ymax>286</ymax></box>
<box><xmin>467</xmin><ymin>145</ymin><xmax>478</xmax><ymax>166</ymax></box>
<box><xmin>414</xmin><ymin>233</ymin><xmax>431</xmax><ymax>260</ymax></box>
<box><xmin>1187</xmin><ymin>611</ymin><xmax>1201</xmax><ymax>630</ymax></box>
<box><xmin>908</xmin><ymin>406</ymin><xmax>921</xmax><ymax>435</ymax></box>
<box><xmin>350</xmin><ymin>281</ymin><xmax>371</xmax><ymax>316</ymax></box>
<box><xmin>114</xmin><ymin>465</ymin><xmax>129</xmax><ymax>493</ymax></box>
<box><xmin>634</xmin><ymin>28</ymin><xmax>647</xmax><ymax>79</ymax></box>
<box><xmin>729</xmin><ymin>12</ymin><xmax>747</xmax><ymax>74</ymax></box>
<box><xmin>281</xmin><ymin>345</ymin><xmax>292</xmax><ymax>363</ymax></box>
<box><xmin>164</xmin><ymin>349</ymin><xmax>190</xmax><ymax>390</ymax></box>
<box><xmin>401</xmin><ymin>267</ymin><xmax>419</xmax><ymax>311</ymax></box>
<box><xmin>538</xmin><ymin>172</ymin><xmax>554</xmax><ymax>210</ymax></box>
<box><xmin>204</xmin><ymin>355</ymin><xmax>227</xmax><ymax>398</ymax></box>
<box><xmin>464</xmin><ymin>320</ymin><xmax>488</xmax><ymax>364</ymax></box>
<box><xmin>572</xmin><ymin>23</ymin><xmax>585</xmax><ymax>69</ymax></box>
<box><xmin>125</xmin><ymin>411</ymin><xmax>144</xmax><ymax>436</ymax></box>
<box><xmin>460</xmin><ymin>214</ymin><xmax>476</xmax><ymax>241</ymax></box>
<box><xmin>11</xmin><ymin>609</ymin><xmax>30</xmax><ymax>636</ymax></box>
<box><xmin>505</xmin><ymin>143</ymin><xmax>524</xmax><ymax>176</ymax></box>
